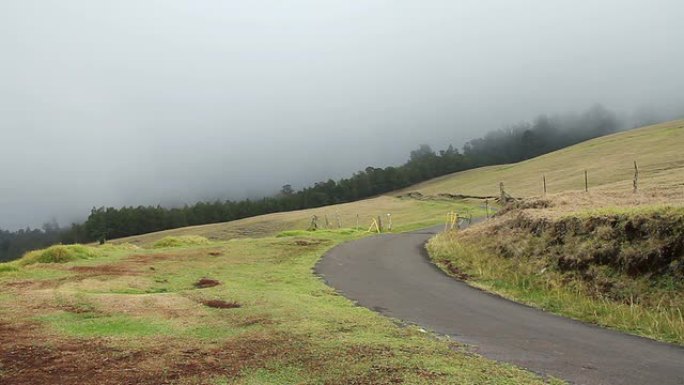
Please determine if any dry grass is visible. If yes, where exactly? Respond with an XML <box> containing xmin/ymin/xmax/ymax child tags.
<box><xmin>404</xmin><ymin>119</ymin><xmax>684</xmax><ymax>198</ymax></box>
<box><xmin>111</xmin><ymin>195</ymin><xmax>481</xmax><ymax>246</ymax></box>
<box><xmin>430</xmin><ymin>192</ymin><xmax>684</xmax><ymax>344</ymax></box>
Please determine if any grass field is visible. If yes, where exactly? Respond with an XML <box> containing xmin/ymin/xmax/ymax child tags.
<box><xmin>111</xmin><ymin>195</ymin><xmax>485</xmax><ymax>246</ymax></box>
<box><xmin>404</xmin><ymin>119</ymin><xmax>684</xmax><ymax>198</ymax></box>
<box><xmin>0</xmin><ymin>214</ymin><xmax>560</xmax><ymax>384</ymax></box>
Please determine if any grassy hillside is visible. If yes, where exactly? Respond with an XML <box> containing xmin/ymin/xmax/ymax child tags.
<box><xmin>406</xmin><ymin>119</ymin><xmax>684</xmax><ymax>198</ymax></box>
<box><xmin>429</xmin><ymin>202</ymin><xmax>684</xmax><ymax>344</ymax></box>
<box><xmin>424</xmin><ymin>120</ymin><xmax>684</xmax><ymax>344</ymax></box>
<box><xmin>0</xmin><ymin>219</ymin><xmax>559</xmax><ymax>384</ymax></box>
<box><xmin>112</xmin><ymin>196</ymin><xmax>484</xmax><ymax>246</ymax></box>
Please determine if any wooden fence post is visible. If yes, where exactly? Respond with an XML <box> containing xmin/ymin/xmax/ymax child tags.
<box><xmin>584</xmin><ymin>170</ymin><xmax>588</xmax><ymax>192</ymax></box>
<box><xmin>633</xmin><ymin>161</ymin><xmax>639</xmax><ymax>193</ymax></box>
<box><xmin>543</xmin><ymin>175</ymin><xmax>547</xmax><ymax>196</ymax></box>
<box><xmin>485</xmin><ymin>200</ymin><xmax>489</xmax><ymax>219</ymax></box>
<box><xmin>377</xmin><ymin>216</ymin><xmax>383</xmax><ymax>232</ymax></box>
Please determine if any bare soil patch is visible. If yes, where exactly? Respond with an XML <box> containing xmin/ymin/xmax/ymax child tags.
<box><xmin>194</xmin><ymin>278</ymin><xmax>220</xmax><ymax>289</ymax></box>
<box><xmin>440</xmin><ymin>260</ymin><xmax>470</xmax><ymax>280</ymax></box>
<box><xmin>202</xmin><ymin>299</ymin><xmax>241</xmax><ymax>309</ymax></box>
<box><xmin>69</xmin><ymin>264</ymin><xmax>141</xmax><ymax>277</ymax></box>
<box><xmin>0</xmin><ymin>320</ymin><xmax>310</xmax><ymax>385</ymax></box>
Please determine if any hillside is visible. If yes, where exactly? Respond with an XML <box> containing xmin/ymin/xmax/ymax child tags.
<box><xmin>115</xmin><ymin>119</ymin><xmax>684</xmax><ymax>246</ymax></box>
<box><xmin>424</xmin><ymin>120</ymin><xmax>684</xmax><ymax>344</ymax></box>
<box><xmin>2</xmin><ymin>120</ymin><xmax>683</xmax><ymax>383</ymax></box>
<box><xmin>406</xmin><ymin>119</ymin><xmax>684</xmax><ymax>198</ymax></box>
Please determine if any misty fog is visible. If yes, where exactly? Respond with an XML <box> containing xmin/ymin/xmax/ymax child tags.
<box><xmin>1</xmin><ymin>0</ymin><xmax>683</xmax><ymax>229</ymax></box>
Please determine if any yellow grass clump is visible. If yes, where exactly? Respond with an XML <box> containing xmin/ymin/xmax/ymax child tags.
<box><xmin>18</xmin><ymin>244</ymin><xmax>100</xmax><ymax>266</ymax></box>
<box><xmin>152</xmin><ymin>235</ymin><xmax>211</xmax><ymax>248</ymax></box>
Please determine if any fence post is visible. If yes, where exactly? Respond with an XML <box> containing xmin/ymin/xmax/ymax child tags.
<box><xmin>386</xmin><ymin>213</ymin><xmax>392</xmax><ymax>231</ymax></box>
<box><xmin>633</xmin><ymin>161</ymin><xmax>639</xmax><ymax>193</ymax></box>
<box><xmin>584</xmin><ymin>170</ymin><xmax>588</xmax><ymax>192</ymax></box>
<box><xmin>377</xmin><ymin>216</ymin><xmax>383</xmax><ymax>232</ymax></box>
<box><xmin>485</xmin><ymin>200</ymin><xmax>489</xmax><ymax>218</ymax></box>
<box><xmin>543</xmin><ymin>175</ymin><xmax>547</xmax><ymax>196</ymax></box>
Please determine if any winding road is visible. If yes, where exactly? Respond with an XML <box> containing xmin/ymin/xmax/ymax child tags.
<box><xmin>315</xmin><ymin>225</ymin><xmax>684</xmax><ymax>385</ymax></box>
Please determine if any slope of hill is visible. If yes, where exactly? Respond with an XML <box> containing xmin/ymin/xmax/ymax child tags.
<box><xmin>407</xmin><ymin>119</ymin><xmax>684</xmax><ymax>198</ymax></box>
<box><xmin>423</xmin><ymin>120</ymin><xmax>684</xmax><ymax>344</ymax></box>
<box><xmin>111</xmin><ymin>196</ymin><xmax>484</xmax><ymax>246</ymax></box>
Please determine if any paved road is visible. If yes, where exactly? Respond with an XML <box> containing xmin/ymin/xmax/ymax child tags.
<box><xmin>315</xmin><ymin>226</ymin><xmax>684</xmax><ymax>385</ymax></box>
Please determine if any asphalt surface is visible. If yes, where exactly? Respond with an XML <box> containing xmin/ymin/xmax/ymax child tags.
<box><xmin>315</xmin><ymin>225</ymin><xmax>684</xmax><ymax>385</ymax></box>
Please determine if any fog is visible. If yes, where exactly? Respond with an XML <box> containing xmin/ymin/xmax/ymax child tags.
<box><xmin>1</xmin><ymin>0</ymin><xmax>683</xmax><ymax>229</ymax></box>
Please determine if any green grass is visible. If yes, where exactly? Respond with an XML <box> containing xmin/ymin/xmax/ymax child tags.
<box><xmin>17</xmin><ymin>244</ymin><xmax>100</xmax><ymax>266</ymax></box>
<box><xmin>0</xmin><ymin>264</ymin><xmax>19</xmax><ymax>273</ymax></box>
<box><xmin>1</xmin><ymin>210</ymin><xmax>558</xmax><ymax>384</ymax></box>
<box><xmin>428</xmin><ymin>232</ymin><xmax>684</xmax><ymax>344</ymax></box>
<box><xmin>38</xmin><ymin>311</ymin><xmax>174</xmax><ymax>337</ymax></box>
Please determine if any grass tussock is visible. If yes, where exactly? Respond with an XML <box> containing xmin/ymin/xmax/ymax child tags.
<box><xmin>0</xmin><ymin>263</ymin><xmax>19</xmax><ymax>273</ymax></box>
<box><xmin>18</xmin><ymin>245</ymin><xmax>100</xmax><ymax>266</ymax></box>
<box><xmin>429</xmin><ymin>204</ymin><xmax>684</xmax><ymax>344</ymax></box>
<box><xmin>152</xmin><ymin>235</ymin><xmax>210</xmax><ymax>248</ymax></box>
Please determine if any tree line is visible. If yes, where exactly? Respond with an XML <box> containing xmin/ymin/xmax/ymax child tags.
<box><xmin>0</xmin><ymin>105</ymin><xmax>622</xmax><ymax>262</ymax></box>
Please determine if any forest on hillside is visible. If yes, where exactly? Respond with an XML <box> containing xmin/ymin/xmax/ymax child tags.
<box><xmin>1</xmin><ymin>105</ymin><xmax>622</xmax><ymax>262</ymax></box>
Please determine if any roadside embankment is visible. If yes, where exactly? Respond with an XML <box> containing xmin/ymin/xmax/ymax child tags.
<box><xmin>429</xmin><ymin>193</ymin><xmax>684</xmax><ymax>344</ymax></box>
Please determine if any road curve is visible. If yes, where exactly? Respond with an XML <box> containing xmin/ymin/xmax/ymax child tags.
<box><xmin>315</xmin><ymin>226</ymin><xmax>684</xmax><ymax>385</ymax></box>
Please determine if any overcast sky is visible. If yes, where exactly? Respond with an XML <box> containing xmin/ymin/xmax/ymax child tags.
<box><xmin>1</xmin><ymin>0</ymin><xmax>683</xmax><ymax>229</ymax></box>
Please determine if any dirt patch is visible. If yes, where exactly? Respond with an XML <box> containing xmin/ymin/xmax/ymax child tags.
<box><xmin>0</xmin><ymin>320</ymin><xmax>311</xmax><ymax>385</ymax></box>
<box><xmin>202</xmin><ymin>299</ymin><xmax>241</xmax><ymax>309</ymax></box>
<box><xmin>207</xmin><ymin>251</ymin><xmax>223</xmax><ymax>256</ymax></box>
<box><xmin>69</xmin><ymin>264</ymin><xmax>141</xmax><ymax>277</ymax></box>
<box><xmin>194</xmin><ymin>278</ymin><xmax>220</xmax><ymax>289</ymax></box>
<box><xmin>294</xmin><ymin>239</ymin><xmax>324</xmax><ymax>246</ymax></box>
<box><xmin>440</xmin><ymin>260</ymin><xmax>470</xmax><ymax>280</ymax></box>
<box><xmin>4</xmin><ymin>279</ymin><xmax>61</xmax><ymax>291</ymax></box>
